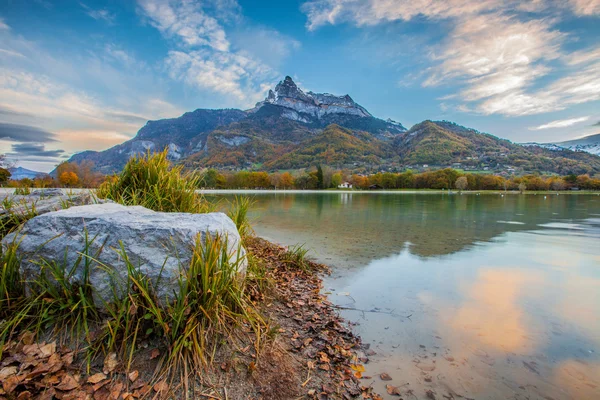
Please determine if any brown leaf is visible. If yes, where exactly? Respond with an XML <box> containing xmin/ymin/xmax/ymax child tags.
<box><xmin>62</xmin><ymin>352</ymin><xmax>75</xmax><ymax>366</ymax></box>
<box><xmin>39</xmin><ymin>342</ymin><xmax>56</xmax><ymax>357</ymax></box>
<box><xmin>0</xmin><ymin>366</ymin><xmax>17</xmax><ymax>381</ymax></box>
<box><xmin>20</xmin><ymin>331</ymin><xmax>35</xmax><ymax>345</ymax></box>
<box><xmin>128</xmin><ymin>370</ymin><xmax>139</xmax><ymax>383</ymax></box>
<box><xmin>3</xmin><ymin>375</ymin><xmax>21</xmax><ymax>394</ymax></box>
<box><xmin>386</xmin><ymin>385</ymin><xmax>402</xmax><ymax>396</ymax></box>
<box><xmin>87</xmin><ymin>373</ymin><xmax>107</xmax><ymax>385</ymax></box>
<box><xmin>103</xmin><ymin>353</ymin><xmax>118</xmax><ymax>375</ymax></box>
<box><xmin>149</xmin><ymin>349</ymin><xmax>160</xmax><ymax>360</ymax></box>
<box><xmin>152</xmin><ymin>381</ymin><xmax>168</xmax><ymax>393</ymax></box>
<box><xmin>16</xmin><ymin>390</ymin><xmax>32</xmax><ymax>399</ymax></box>
<box><xmin>56</xmin><ymin>374</ymin><xmax>80</xmax><ymax>391</ymax></box>
<box><xmin>109</xmin><ymin>382</ymin><xmax>123</xmax><ymax>399</ymax></box>
<box><xmin>379</xmin><ymin>373</ymin><xmax>392</xmax><ymax>381</ymax></box>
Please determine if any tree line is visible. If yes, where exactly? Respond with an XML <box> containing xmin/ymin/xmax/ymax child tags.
<box><xmin>198</xmin><ymin>167</ymin><xmax>600</xmax><ymax>191</ymax></box>
<box><xmin>3</xmin><ymin>160</ymin><xmax>600</xmax><ymax>191</ymax></box>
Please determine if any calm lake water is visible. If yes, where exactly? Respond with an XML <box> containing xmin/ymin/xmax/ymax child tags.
<box><xmin>215</xmin><ymin>192</ymin><xmax>600</xmax><ymax>399</ymax></box>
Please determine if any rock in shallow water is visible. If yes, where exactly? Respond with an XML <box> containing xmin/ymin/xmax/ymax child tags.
<box><xmin>2</xmin><ymin>203</ymin><xmax>246</xmax><ymax>309</ymax></box>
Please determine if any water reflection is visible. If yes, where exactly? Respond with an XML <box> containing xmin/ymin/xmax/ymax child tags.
<box><xmin>211</xmin><ymin>193</ymin><xmax>600</xmax><ymax>399</ymax></box>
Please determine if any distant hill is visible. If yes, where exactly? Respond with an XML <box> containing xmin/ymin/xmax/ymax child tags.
<box><xmin>61</xmin><ymin>76</ymin><xmax>600</xmax><ymax>176</ymax></box>
<box><xmin>9</xmin><ymin>166</ymin><xmax>48</xmax><ymax>180</ymax></box>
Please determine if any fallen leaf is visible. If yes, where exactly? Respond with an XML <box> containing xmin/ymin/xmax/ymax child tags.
<box><xmin>103</xmin><ymin>353</ymin><xmax>118</xmax><ymax>375</ymax></box>
<box><xmin>350</xmin><ymin>364</ymin><xmax>365</xmax><ymax>372</ymax></box>
<box><xmin>87</xmin><ymin>373</ymin><xmax>107</xmax><ymax>384</ymax></box>
<box><xmin>3</xmin><ymin>375</ymin><xmax>21</xmax><ymax>394</ymax></box>
<box><xmin>386</xmin><ymin>384</ymin><xmax>402</xmax><ymax>396</ymax></box>
<box><xmin>0</xmin><ymin>366</ymin><xmax>17</xmax><ymax>381</ymax></box>
<box><xmin>149</xmin><ymin>349</ymin><xmax>160</xmax><ymax>360</ymax></box>
<box><xmin>128</xmin><ymin>370</ymin><xmax>139</xmax><ymax>383</ymax></box>
<box><xmin>55</xmin><ymin>374</ymin><xmax>80</xmax><ymax>391</ymax></box>
<box><xmin>16</xmin><ymin>390</ymin><xmax>32</xmax><ymax>399</ymax></box>
<box><xmin>380</xmin><ymin>373</ymin><xmax>392</xmax><ymax>381</ymax></box>
<box><xmin>39</xmin><ymin>342</ymin><xmax>56</xmax><ymax>357</ymax></box>
<box><xmin>21</xmin><ymin>331</ymin><xmax>35</xmax><ymax>345</ymax></box>
<box><xmin>153</xmin><ymin>381</ymin><xmax>168</xmax><ymax>393</ymax></box>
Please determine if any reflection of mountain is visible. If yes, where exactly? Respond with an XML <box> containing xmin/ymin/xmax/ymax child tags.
<box><xmin>243</xmin><ymin>193</ymin><xmax>600</xmax><ymax>260</ymax></box>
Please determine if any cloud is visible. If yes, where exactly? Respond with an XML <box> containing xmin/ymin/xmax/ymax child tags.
<box><xmin>230</xmin><ymin>27</ymin><xmax>301</xmax><ymax>68</ymax></box>
<box><xmin>568</xmin><ymin>0</ymin><xmax>600</xmax><ymax>15</ymax></box>
<box><xmin>0</xmin><ymin>122</ymin><xmax>56</xmax><ymax>142</ymax></box>
<box><xmin>137</xmin><ymin>0</ymin><xmax>230</xmax><ymax>51</ymax></box>
<box><xmin>593</xmin><ymin>121</ymin><xmax>600</xmax><ymax>127</ymax></box>
<box><xmin>137</xmin><ymin>0</ymin><xmax>290</xmax><ymax>107</ymax></box>
<box><xmin>530</xmin><ymin>116</ymin><xmax>590</xmax><ymax>130</ymax></box>
<box><xmin>301</xmin><ymin>0</ymin><xmax>600</xmax><ymax>117</ymax></box>
<box><xmin>0</xmin><ymin>18</ymin><xmax>9</xmax><ymax>30</ymax></box>
<box><xmin>80</xmin><ymin>3</ymin><xmax>116</xmax><ymax>24</ymax></box>
<box><xmin>165</xmin><ymin>49</ymin><xmax>275</xmax><ymax>102</ymax></box>
<box><xmin>9</xmin><ymin>143</ymin><xmax>64</xmax><ymax>158</ymax></box>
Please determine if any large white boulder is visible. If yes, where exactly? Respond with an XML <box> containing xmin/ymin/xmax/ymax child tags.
<box><xmin>2</xmin><ymin>203</ymin><xmax>246</xmax><ymax>308</ymax></box>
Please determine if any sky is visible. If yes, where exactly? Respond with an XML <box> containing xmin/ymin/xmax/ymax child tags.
<box><xmin>0</xmin><ymin>0</ymin><xmax>599</xmax><ymax>172</ymax></box>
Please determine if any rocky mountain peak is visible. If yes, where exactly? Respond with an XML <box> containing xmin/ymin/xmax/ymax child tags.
<box><xmin>254</xmin><ymin>76</ymin><xmax>378</xmax><ymax>121</ymax></box>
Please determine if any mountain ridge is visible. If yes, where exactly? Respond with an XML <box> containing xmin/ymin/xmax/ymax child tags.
<box><xmin>60</xmin><ymin>77</ymin><xmax>600</xmax><ymax>176</ymax></box>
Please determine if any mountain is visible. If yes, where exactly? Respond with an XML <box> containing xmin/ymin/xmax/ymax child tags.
<box><xmin>61</xmin><ymin>76</ymin><xmax>406</xmax><ymax>174</ymax></box>
<box><xmin>554</xmin><ymin>133</ymin><xmax>600</xmax><ymax>156</ymax></box>
<box><xmin>8</xmin><ymin>166</ymin><xmax>48</xmax><ymax>180</ymax></box>
<box><xmin>522</xmin><ymin>133</ymin><xmax>600</xmax><ymax>157</ymax></box>
<box><xmin>402</xmin><ymin>121</ymin><xmax>600</xmax><ymax>175</ymax></box>
<box><xmin>61</xmin><ymin>77</ymin><xmax>600</xmax><ymax>176</ymax></box>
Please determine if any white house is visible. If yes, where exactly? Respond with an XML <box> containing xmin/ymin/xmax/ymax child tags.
<box><xmin>338</xmin><ymin>182</ymin><xmax>353</xmax><ymax>189</ymax></box>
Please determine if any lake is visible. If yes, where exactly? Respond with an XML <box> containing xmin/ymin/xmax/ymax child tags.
<box><xmin>212</xmin><ymin>192</ymin><xmax>600</xmax><ymax>399</ymax></box>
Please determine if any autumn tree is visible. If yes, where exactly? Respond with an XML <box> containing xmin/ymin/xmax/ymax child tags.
<box><xmin>59</xmin><ymin>171</ymin><xmax>79</xmax><ymax>187</ymax></box>
<box><xmin>455</xmin><ymin>176</ymin><xmax>468</xmax><ymax>192</ymax></box>
<box><xmin>280</xmin><ymin>172</ymin><xmax>294</xmax><ymax>189</ymax></box>
<box><xmin>518</xmin><ymin>182</ymin><xmax>526</xmax><ymax>194</ymax></box>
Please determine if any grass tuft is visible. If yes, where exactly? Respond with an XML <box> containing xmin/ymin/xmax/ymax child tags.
<box><xmin>97</xmin><ymin>149</ymin><xmax>212</xmax><ymax>213</ymax></box>
<box><xmin>227</xmin><ymin>196</ymin><xmax>255</xmax><ymax>242</ymax></box>
<box><xmin>281</xmin><ymin>244</ymin><xmax>311</xmax><ymax>272</ymax></box>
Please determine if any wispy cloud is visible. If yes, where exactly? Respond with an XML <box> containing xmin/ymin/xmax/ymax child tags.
<box><xmin>137</xmin><ymin>0</ymin><xmax>290</xmax><ymax>106</ymax></box>
<box><xmin>0</xmin><ymin>18</ymin><xmax>9</xmax><ymax>30</ymax></box>
<box><xmin>529</xmin><ymin>116</ymin><xmax>590</xmax><ymax>130</ymax></box>
<box><xmin>301</xmin><ymin>0</ymin><xmax>600</xmax><ymax>117</ymax></box>
<box><xmin>80</xmin><ymin>3</ymin><xmax>116</xmax><ymax>24</ymax></box>
<box><xmin>137</xmin><ymin>0</ymin><xmax>230</xmax><ymax>51</ymax></box>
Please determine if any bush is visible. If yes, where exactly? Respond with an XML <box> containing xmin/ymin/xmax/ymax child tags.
<box><xmin>97</xmin><ymin>149</ymin><xmax>212</xmax><ymax>213</ymax></box>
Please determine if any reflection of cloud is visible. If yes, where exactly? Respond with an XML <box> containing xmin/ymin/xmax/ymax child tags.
<box><xmin>552</xmin><ymin>360</ymin><xmax>600</xmax><ymax>399</ymax></box>
<box><xmin>555</xmin><ymin>276</ymin><xmax>600</xmax><ymax>345</ymax></box>
<box><xmin>447</xmin><ymin>269</ymin><xmax>541</xmax><ymax>352</ymax></box>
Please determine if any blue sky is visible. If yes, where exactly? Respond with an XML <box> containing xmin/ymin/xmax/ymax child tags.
<box><xmin>1</xmin><ymin>0</ymin><xmax>599</xmax><ymax>172</ymax></box>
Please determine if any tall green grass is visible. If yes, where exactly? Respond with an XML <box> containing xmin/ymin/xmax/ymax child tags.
<box><xmin>97</xmin><ymin>149</ymin><xmax>212</xmax><ymax>213</ymax></box>
<box><xmin>227</xmin><ymin>195</ymin><xmax>255</xmax><ymax>242</ymax></box>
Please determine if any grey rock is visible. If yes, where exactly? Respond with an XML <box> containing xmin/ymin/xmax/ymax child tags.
<box><xmin>30</xmin><ymin>188</ymin><xmax>64</xmax><ymax>197</ymax></box>
<box><xmin>0</xmin><ymin>191</ymin><xmax>102</xmax><ymax>218</ymax></box>
<box><xmin>3</xmin><ymin>203</ymin><xmax>246</xmax><ymax>309</ymax></box>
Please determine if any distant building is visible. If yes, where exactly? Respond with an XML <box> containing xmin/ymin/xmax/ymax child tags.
<box><xmin>338</xmin><ymin>182</ymin><xmax>353</xmax><ymax>189</ymax></box>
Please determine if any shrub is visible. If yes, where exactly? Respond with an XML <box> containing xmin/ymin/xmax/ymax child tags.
<box><xmin>97</xmin><ymin>149</ymin><xmax>212</xmax><ymax>213</ymax></box>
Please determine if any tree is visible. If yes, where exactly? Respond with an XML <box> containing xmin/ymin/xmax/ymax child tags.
<box><xmin>0</xmin><ymin>167</ymin><xmax>11</xmax><ymax>184</ymax></box>
<box><xmin>316</xmin><ymin>165</ymin><xmax>324</xmax><ymax>189</ymax></box>
<box><xmin>331</xmin><ymin>172</ymin><xmax>342</xmax><ymax>188</ymax></box>
<box><xmin>455</xmin><ymin>176</ymin><xmax>468</xmax><ymax>192</ymax></box>
<box><xmin>550</xmin><ymin>178</ymin><xmax>566</xmax><ymax>191</ymax></box>
<box><xmin>59</xmin><ymin>171</ymin><xmax>79</xmax><ymax>187</ymax></box>
<box><xmin>518</xmin><ymin>182</ymin><xmax>526</xmax><ymax>194</ymax></box>
<box><xmin>280</xmin><ymin>172</ymin><xmax>294</xmax><ymax>189</ymax></box>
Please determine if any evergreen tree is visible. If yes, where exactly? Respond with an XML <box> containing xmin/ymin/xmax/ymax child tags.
<box><xmin>316</xmin><ymin>164</ymin><xmax>324</xmax><ymax>189</ymax></box>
